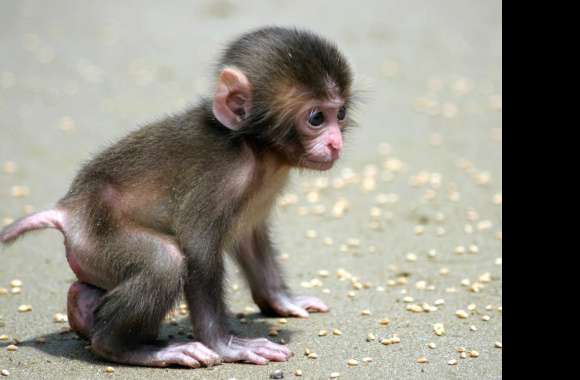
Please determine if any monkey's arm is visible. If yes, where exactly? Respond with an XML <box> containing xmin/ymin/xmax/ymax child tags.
<box><xmin>180</xmin><ymin>217</ymin><xmax>291</xmax><ymax>364</ymax></box>
<box><xmin>233</xmin><ymin>224</ymin><xmax>329</xmax><ymax>318</ymax></box>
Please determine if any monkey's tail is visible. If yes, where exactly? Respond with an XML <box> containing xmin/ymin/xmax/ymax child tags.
<box><xmin>0</xmin><ymin>209</ymin><xmax>64</xmax><ymax>246</ymax></box>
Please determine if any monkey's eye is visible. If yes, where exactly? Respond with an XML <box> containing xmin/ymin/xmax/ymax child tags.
<box><xmin>307</xmin><ymin>110</ymin><xmax>325</xmax><ymax>128</ymax></box>
<box><xmin>337</xmin><ymin>106</ymin><xmax>347</xmax><ymax>121</ymax></box>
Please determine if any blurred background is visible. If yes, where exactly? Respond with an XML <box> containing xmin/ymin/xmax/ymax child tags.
<box><xmin>1</xmin><ymin>1</ymin><xmax>501</xmax><ymax>379</ymax></box>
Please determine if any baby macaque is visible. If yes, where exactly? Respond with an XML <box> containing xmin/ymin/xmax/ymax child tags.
<box><xmin>1</xmin><ymin>26</ymin><xmax>355</xmax><ymax>368</ymax></box>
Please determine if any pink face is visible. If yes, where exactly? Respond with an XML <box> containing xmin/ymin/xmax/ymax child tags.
<box><xmin>296</xmin><ymin>97</ymin><xmax>346</xmax><ymax>171</ymax></box>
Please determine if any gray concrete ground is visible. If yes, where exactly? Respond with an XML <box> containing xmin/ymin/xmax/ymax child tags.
<box><xmin>0</xmin><ymin>1</ymin><xmax>502</xmax><ymax>379</ymax></box>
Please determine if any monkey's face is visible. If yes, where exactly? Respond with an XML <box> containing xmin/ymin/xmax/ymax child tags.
<box><xmin>289</xmin><ymin>97</ymin><xmax>347</xmax><ymax>171</ymax></box>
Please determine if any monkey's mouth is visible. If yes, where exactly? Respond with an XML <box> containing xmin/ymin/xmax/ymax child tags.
<box><xmin>302</xmin><ymin>158</ymin><xmax>335</xmax><ymax>171</ymax></box>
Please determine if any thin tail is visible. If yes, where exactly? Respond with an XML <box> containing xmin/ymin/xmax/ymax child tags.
<box><xmin>0</xmin><ymin>209</ymin><xmax>64</xmax><ymax>245</ymax></box>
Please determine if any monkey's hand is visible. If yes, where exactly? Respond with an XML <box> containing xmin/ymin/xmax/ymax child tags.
<box><xmin>255</xmin><ymin>293</ymin><xmax>329</xmax><ymax>318</ymax></box>
<box><xmin>215</xmin><ymin>336</ymin><xmax>292</xmax><ymax>365</ymax></box>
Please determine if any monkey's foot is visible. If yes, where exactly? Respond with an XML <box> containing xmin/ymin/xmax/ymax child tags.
<box><xmin>67</xmin><ymin>281</ymin><xmax>105</xmax><ymax>339</ymax></box>
<box><xmin>256</xmin><ymin>294</ymin><xmax>329</xmax><ymax>318</ymax></box>
<box><xmin>91</xmin><ymin>340</ymin><xmax>222</xmax><ymax>368</ymax></box>
<box><xmin>216</xmin><ymin>336</ymin><xmax>292</xmax><ymax>365</ymax></box>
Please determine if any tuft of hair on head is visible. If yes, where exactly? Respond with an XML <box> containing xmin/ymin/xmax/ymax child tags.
<box><xmin>213</xmin><ymin>26</ymin><xmax>356</xmax><ymax>144</ymax></box>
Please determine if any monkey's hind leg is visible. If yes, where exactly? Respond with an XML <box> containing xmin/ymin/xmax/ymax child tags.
<box><xmin>67</xmin><ymin>281</ymin><xmax>105</xmax><ymax>339</ymax></box>
<box><xmin>87</xmin><ymin>228</ymin><xmax>221</xmax><ymax>368</ymax></box>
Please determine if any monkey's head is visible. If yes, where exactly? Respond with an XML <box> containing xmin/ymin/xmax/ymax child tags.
<box><xmin>212</xmin><ymin>27</ymin><xmax>355</xmax><ymax>171</ymax></box>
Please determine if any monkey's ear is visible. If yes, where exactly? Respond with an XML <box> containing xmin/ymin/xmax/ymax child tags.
<box><xmin>212</xmin><ymin>67</ymin><xmax>252</xmax><ymax>130</ymax></box>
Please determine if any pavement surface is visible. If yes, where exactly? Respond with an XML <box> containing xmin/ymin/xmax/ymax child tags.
<box><xmin>0</xmin><ymin>1</ymin><xmax>502</xmax><ymax>379</ymax></box>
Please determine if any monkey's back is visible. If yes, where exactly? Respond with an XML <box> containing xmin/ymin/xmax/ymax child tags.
<box><xmin>58</xmin><ymin>101</ymin><xmax>240</xmax><ymax>236</ymax></box>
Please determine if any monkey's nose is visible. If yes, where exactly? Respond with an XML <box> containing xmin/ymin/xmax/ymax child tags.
<box><xmin>329</xmin><ymin>147</ymin><xmax>341</xmax><ymax>161</ymax></box>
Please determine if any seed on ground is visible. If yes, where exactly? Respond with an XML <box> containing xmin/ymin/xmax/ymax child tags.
<box><xmin>379</xmin><ymin>318</ymin><xmax>390</xmax><ymax>326</ymax></box>
<box><xmin>318</xmin><ymin>270</ymin><xmax>329</xmax><ymax>277</ymax></box>
<box><xmin>362</xmin><ymin>357</ymin><xmax>373</xmax><ymax>363</ymax></box>
<box><xmin>467</xmin><ymin>304</ymin><xmax>477</xmax><ymax>311</ymax></box>
<box><xmin>439</xmin><ymin>268</ymin><xmax>449</xmax><ymax>276</ymax></box>
<box><xmin>0</xmin><ymin>335</ymin><xmax>9</xmax><ymax>341</ymax></box>
<box><xmin>2</xmin><ymin>161</ymin><xmax>17</xmax><ymax>174</ymax></box>
<box><xmin>456</xmin><ymin>347</ymin><xmax>466</xmax><ymax>353</ymax></box>
<box><xmin>10</xmin><ymin>288</ymin><xmax>20</xmax><ymax>294</ymax></box>
<box><xmin>347</xmin><ymin>359</ymin><xmax>359</xmax><ymax>366</ymax></box>
<box><xmin>278</xmin><ymin>318</ymin><xmax>288</xmax><ymax>324</ymax></box>
<box><xmin>469</xmin><ymin>350</ymin><xmax>480</xmax><ymax>358</ymax></box>
<box><xmin>360</xmin><ymin>309</ymin><xmax>371</xmax><ymax>316</ymax></box>
<box><xmin>406</xmin><ymin>253</ymin><xmax>417</xmax><ymax>262</ymax></box>
<box><xmin>402</xmin><ymin>296</ymin><xmax>414</xmax><ymax>303</ymax></box>
<box><xmin>428</xmin><ymin>342</ymin><xmax>436</xmax><ymax>349</ymax></box>
<box><xmin>332</xmin><ymin>328</ymin><xmax>342</xmax><ymax>336</ymax></box>
<box><xmin>105</xmin><ymin>367</ymin><xmax>114</xmax><ymax>373</ymax></box>
<box><xmin>459</xmin><ymin>352</ymin><xmax>467</xmax><ymax>359</ymax></box>
<box><xmin>367</xmin><ymin>333</ymin><xmax>376</xmax><ymax>342</ymax></box>
<box><xmin>0</xmin><ymin>288</ymin><xmax>8</xmax><ymax>295</ymax></box>
<box><xmin>433</xmin><ymin>323</ymin><xmax>445</xmax><ymax>336</ymax></box>
<box><xmin>305</xmin><ymin>230</ymin><xmax>317</xmax><ymax>239</ymax></box>
<box><xmin>479</xmin><ymin>272</ymin><xmax>492</xmax><ymax>283</ymax></box>
<box><xmin>470</xmin><ymin>325</ymin><xmax>478</xmax><ymax>331</ymax></box>
<box><xmin>6</xmin><ymin>345</ymin><xmax>18</xmax><ymax>352</ymax></box>
<box><xmin>448</xmin><ymin>359</ymin><xmax>458</xmax><ymax>365</ymax></box>
<box><xmin>318</xmin><ymin>330</ymin><xmax>328</xmax><ymax>337</ymax></box>
<box><xmin>11</xmin><ymin>186</ymin><xmax>30</xmax><ymax>198</ymax></box>
<box><xmin>307</xmin><ymin>352</ymin><xmax>318</xmax><ymax>359</ymax></box>
<box><xmin>434</xmin><ymin>299</ymin><xmax>445</xmax><ymax>306</ymax></box>
<box><xmin>417</xmin><ymin>357</ymin><xmax>428</xmax><ymax>364</ymax></box>
<box><xmin>268</xmin><ymin>328</ymin><xmax>279</xmax><ymax>337</ymax></box>
<box><xmin>330</xmin><ymin>373</ymin><xmax>340</xmax><ymax>379</ymax></box>
<box><xmin>495</xmin><ymin>341</ymin><xmax>502</xmax><ymax>348</ymax></box>
<box><xmin>9</xmin><ymin>280</ymin><xmax>22</xmax><ymax>288</ymax></box>
<box><xmin>456</xmin><ymin>309</ymin><xmax>469</xmax><ymax>319</ymax></box>
<box><xmin>17</xmin><ymin>305</ymin><xmax>32</xmax><ymax>312</ymax></box>
<box><xmin>53</xmin><ymin>313</ymin><xmax>68</xmax><ymax>323</ymax></box>
<box><xmin>481</xmin><ymin>315</ymin><xmax>491</xmax><ymax>321</ymax></box>
<box><xmin>295</xmin><ymin>369</ymin><xmax>303</xmax><ymax>376</ymax></box>
<box><xmin>468</xmin><ymin>244</ymin><xmax>479</xmax><ymax>254</ymax></box>
<box><xmin>406</xmin><ymin>304</ymin><xmax>424</xmax><ymax>313</ymax></box>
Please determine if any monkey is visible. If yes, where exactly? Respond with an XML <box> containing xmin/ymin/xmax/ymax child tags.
<box><xmin>0</xmin><ymin>26</ymin><xmax>355</xmax><ymax>368</ymax></box>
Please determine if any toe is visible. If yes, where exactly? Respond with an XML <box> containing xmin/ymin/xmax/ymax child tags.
<box><xmin>242</xmin><ymin>351</ymin><xmax>269</xmax><ymax>365</ymax></box>
<box><xmin>296</xmin><ymin>296</ymin><xmax>329</xmax><ymax>312</ymax></box>
<box><xmin>255</xmin><ymin>347</ymin><xmax>290</xmax><ymax>362</ymax></box>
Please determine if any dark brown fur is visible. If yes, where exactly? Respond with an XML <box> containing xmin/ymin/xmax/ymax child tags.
<box><xmin>1</xmin><ymin>26</ymin><xmax>354</xmax><ymax>368</ymax></box>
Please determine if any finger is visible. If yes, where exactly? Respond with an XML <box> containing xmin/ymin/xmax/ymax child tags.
<box><xmin>254</xmin><ymin>347</ymin><xmax>290</xmax><ymax>362</ymax></box>
<box><xmin>173</xmin><ymin>354</ymin><xmax>201</xmax><ymax>368</ymax></box>
<box><xmin>242</xmin><ymin>350</ymin><xmax>269</xmax><ymax>365</ymax></box>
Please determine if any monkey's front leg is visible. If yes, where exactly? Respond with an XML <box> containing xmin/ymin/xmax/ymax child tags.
<box><xmin>233</xmin><ymin>226</ymin><xmax>329</xmax><ymax>318</ymax></box>
<box><xmin>183</xmin><ymin>241</ymin><xmax>291</xmax><ymax>365</ymax></box>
